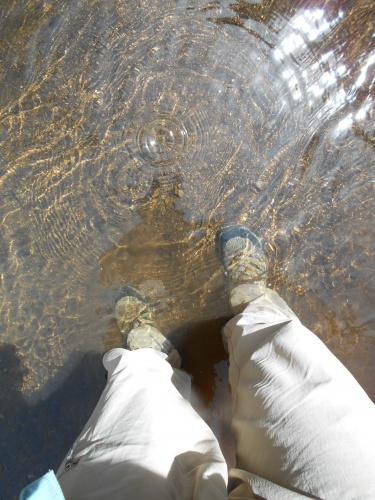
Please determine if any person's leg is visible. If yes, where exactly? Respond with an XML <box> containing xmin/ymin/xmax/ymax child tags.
<box><xmin>218</xmin><ymin>226</ymin><xmax>375</xmax><ymax>499</ymax></box>
<box><xmin>56</xmin><ymin>287</ymin><xmax>228</xmax><ymax>500</ymax></box>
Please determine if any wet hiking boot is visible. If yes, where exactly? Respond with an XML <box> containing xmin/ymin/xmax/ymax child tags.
<box><xmin>115</xmin><ymin>284</ymin><xmax>181</xmax><ymax>368</ymax></box>
<box><xmin>216</xmin><ymin>225</ymin><xmax>268</xmax><ymax>288</ymax></box>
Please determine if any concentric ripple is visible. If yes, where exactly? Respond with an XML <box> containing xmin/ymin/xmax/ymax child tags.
<box><xmin>134</xmin><ymin>113</ymin><xmax>187</xmax><ymax>164</ymax></box>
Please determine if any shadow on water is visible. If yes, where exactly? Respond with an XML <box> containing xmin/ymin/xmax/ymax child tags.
<box><xmin>171</xmin><ymin>317</ymin><xmax>236</xmax><ymax>468</ymax></box>
<box><xmin>0</xmin><ymin>343</ymin><xmax>106</xmax><ymax>499</ymax></box>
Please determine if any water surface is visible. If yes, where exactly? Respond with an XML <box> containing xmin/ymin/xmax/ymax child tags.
<box><xmin>0</xmin><ymin>0</ymin><xmax>374</xmax><ymax>496</ymax></box>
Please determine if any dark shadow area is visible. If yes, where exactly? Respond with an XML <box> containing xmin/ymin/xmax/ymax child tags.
<box><xmin>170</xmin><ymin>317</ymin><xmax>236</xmax><ymax>468</ymax></box>
<box><xmin>0</xmin><ymin>344</ymin><xmax>106</xmax><ymax>499</ymax></box>
<box><xmin>170</xmin><ymin>317</ymin><xmax>231</xmax><ymax>406</ymax></box>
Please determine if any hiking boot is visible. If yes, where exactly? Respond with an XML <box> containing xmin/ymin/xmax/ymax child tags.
<box><xmin>114</xmin><ymin>284</ymin><xmax>181</xmax><ymax>368</ymax></box>
<box><xmin>216</xmin><ymin>225</ymin><xmax>268</xmax><ymax>287</ymax></box>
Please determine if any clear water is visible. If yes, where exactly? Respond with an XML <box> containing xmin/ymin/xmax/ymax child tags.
<box><xmin>0</xmin><ymin>0</ymin><xmax>374</xmax><ymax>496</ymax></box>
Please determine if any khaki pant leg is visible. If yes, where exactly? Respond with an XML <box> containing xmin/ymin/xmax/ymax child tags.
<box><xmin>224</xmin><ymin>285</ymin><xmax>375</xmax><ymax>500</ymax></box>
<box><xmin>57</xmin><ymin>348</ymin><xmax>228</xmax><ymax>500</ymax></box>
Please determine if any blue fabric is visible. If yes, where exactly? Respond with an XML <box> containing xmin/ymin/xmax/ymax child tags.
<box><xmin>19</xmin><ymin>470</ymin><xmax>65</xmax><ymax>500</ymax></box>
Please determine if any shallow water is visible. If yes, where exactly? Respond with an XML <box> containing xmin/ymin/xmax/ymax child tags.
<box><xmin>0</xmin><ymin>0</ymin><xmax>374</xmax><ymax>495</ymax></box>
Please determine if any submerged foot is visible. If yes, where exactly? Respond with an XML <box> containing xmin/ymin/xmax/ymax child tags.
<box><xmin>216</xmin><ymin>225</ymin><xmax>268</xmax><ymax>288</ymax></box>
<box><xmin>114</xmin><ymin>284</ymin><xmax>181</xmax><ymax>368</ymax></box>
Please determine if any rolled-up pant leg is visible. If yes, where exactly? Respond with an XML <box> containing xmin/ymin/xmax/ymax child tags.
<box><xmin>224</xmin><ymin>284</ymin><xmax>375</xmax><ymax>499</ymax></box>
<box><xmin>56</xmin><ymin>348</ymin><xmax>228</xmax><ymax>500</ymax></box>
